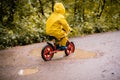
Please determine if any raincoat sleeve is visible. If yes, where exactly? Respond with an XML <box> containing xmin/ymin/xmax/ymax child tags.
<box><xmin>59</xmin><ymin>17</ymin><xmax>71</xmax><ymax>33</ymax></box>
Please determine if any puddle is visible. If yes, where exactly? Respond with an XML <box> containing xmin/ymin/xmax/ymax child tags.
<box><xmin>53</xmin><ymin>49</ymin><xmax>96</xmax><ymax>60</ymax></box>
<box><xmin>30</xmin><ymin>48</ymin><xmax>41</xmax><ymax>57</ymax></box>
<box><xmin>30</xmin><ymin>48</ymin><xmax>97</xmax><ymax>60</ymax></box>
<box><xmin>18</xmin><ymin>68</ymin><xmax>38</xmax><ymax>76</ymax></box>
<box><xmin>71</xmin><ymin>49</ymin><xmax>97</xmax><ymax>59</ymax></box>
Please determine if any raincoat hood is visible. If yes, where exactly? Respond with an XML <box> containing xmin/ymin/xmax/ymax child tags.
<box><xmin>54</xmin><ymin>3</ymin><xmax>65</xmax><ymax>15</ymax></box>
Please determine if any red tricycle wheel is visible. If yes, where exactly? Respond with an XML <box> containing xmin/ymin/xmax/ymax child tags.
<box><xmin>65</xmin><ymin>42</ymin><xmax>75</xmax><ymax>56</ymax></box>
<box><xmin>41</xmin><ymin>45</ymin><xmax>54</xmax><ymax>61</ymax></box>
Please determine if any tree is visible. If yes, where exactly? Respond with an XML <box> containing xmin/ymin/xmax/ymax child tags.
<box><xmin>97</xmin><ymin>0</ymin><xmax>106</xmax><ymax>19</ymax></box>
<box><xmin>0</xmin><ymin>0</ymin><xmax>3</xmax><ymax>23</ymax></box>
<box><xmin>39</xmin><ymin>0</ymin><xmax>44</xmax><ymax>16</ymax></box>
<box><xmin>51</xmin><ymin>0</ymin><xmax>55</xmax><ymax>12</ymax></box>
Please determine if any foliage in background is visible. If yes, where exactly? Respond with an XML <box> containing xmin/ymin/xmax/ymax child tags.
<box><xmin>0</xmin><ymin>0</ymin><xmax>120</xmax><ymax>49</ymax></box>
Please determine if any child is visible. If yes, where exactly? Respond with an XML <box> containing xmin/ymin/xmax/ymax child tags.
<box><xmin>46</xmin><ymin>3</ymin><xmax>71</xmax><ymax>50</ymax></box>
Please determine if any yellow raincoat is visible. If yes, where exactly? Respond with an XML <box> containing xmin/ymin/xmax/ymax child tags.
<box><xmin>46</xmin><ymin>3</ymin><xmax>71</xmax><ymax>46</ymax></box>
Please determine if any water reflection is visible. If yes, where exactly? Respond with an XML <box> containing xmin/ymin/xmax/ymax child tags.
<box><xmin>18</xmin><ymin>68</ymin><xmax>38</xmax><ymax>76</ymax></box>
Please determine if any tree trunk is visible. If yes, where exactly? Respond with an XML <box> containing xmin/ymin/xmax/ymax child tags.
<box><xmin>74</xmin><ymin>0</ymin><xmax>77</xmax><ymax>22</ymax></box>
<box><xmin>51</xmin><ymin>0</ymin><xmax>54</xmax><ymax>12</ymax></box>
<box><xmin>0</xmin><ymin>0</ymin><xmax>3</xmax><ymax>23</ymax></box>
<box><xmin>39</xmin><ymin>0</ymin><xmax>44</xmax><ymax>16</ymax></box>
<box><xmin>7</xmin><ymin>0</ymin><xmax>15</xmax><ymax>22</ymax></box>
<box><xmin>82</xmin><ymin>0</ymin><xmax>85</xmax><ymax>22</ymax></box>
<box><xmin>97</xmin><ymin>0</ymin><xmax>105</xmax><ymax>19</ymax></box>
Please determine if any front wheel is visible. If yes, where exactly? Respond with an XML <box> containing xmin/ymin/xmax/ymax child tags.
<box><xmin>65</xmin><ymin>42</ymin><xmax>75</xmax><ymax>56</ymax></box>
<box><xmin>41</xmin><ymin>45</ymin><xmax>54</xmax><ymax>61</ymax></box>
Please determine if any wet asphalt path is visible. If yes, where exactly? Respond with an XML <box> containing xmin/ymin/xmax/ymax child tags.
<box><xmin>0</xmin><ymin>31</ymin><xmax>120</xmax><ymax>80</ymax></box>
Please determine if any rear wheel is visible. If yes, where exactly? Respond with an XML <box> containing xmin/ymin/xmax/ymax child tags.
<box><xmin>65</xmin><ymin>42</ymin><xmax>75</xmax><ymax>56</ymax></box>
<box><xmin>41</xmin><ymin>45</ymin><xmax>54</xmax><ymax>61</ymax></box>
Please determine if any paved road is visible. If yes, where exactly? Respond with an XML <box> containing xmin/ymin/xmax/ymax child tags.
<box><xmin>0</xmin><ymin>31</ymin><xmax>120</xmax><ymax>80</ymax></box>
